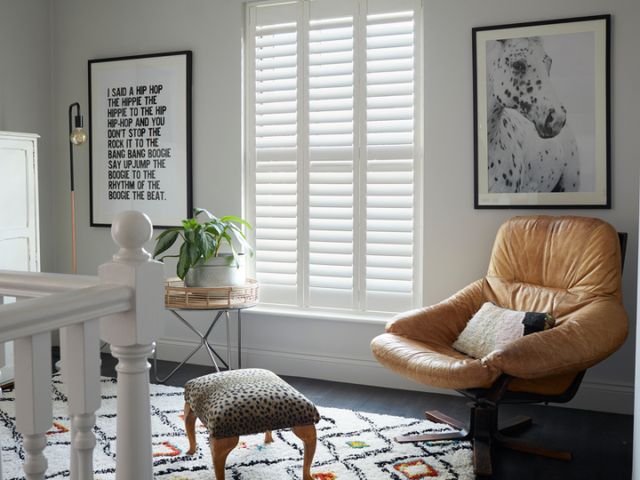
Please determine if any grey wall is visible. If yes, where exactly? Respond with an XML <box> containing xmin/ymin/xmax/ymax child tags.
<box><xmin>0</xmin><ymin>0</ymin><xmax>54</xmax><ymax>271</ymax></box>
<box><xmin>30</xmin><ymin>0</ymin><xmax>640</xmax><ymax>412</ymax></box>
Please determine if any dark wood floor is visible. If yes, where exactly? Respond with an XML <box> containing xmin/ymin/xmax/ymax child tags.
<box><xmin>100</xmin><ymin>354</ymin><xmax>632</xmax><ymax>480</ymax></box>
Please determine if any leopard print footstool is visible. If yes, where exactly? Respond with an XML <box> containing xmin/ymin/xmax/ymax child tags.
<box><xmin>183</xmin><ymin>368</ymin><xmax>320</xmax><ymax>480</ymax></box>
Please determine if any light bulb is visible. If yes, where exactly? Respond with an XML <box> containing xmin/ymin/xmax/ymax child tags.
<box><xmin>70</xmin><ymin>128</ymin><xmax>88</xmax><ymax>145</ymax></box>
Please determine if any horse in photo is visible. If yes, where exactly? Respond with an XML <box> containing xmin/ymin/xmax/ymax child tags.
<box><xmin>486</xmin><ymin>37</ymin><xmax>579</xmax><ymax>193</ymax></box>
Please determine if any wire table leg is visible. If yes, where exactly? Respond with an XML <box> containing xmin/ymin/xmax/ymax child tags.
<box><xmin>154</xmin><ymin>310</ymin><xmax>228</xmax><ymax>383</ymax></box>
<box><xmin>153</xmin><ymin>307</ymin><xmax>248</xmax><ymax>383</ymax></box>
<box><xmin>225</xmin><ymin>311</ymin><xmax>231</xmax><ymax>370</ymax></box>
<box><xmin>154</xmin><ymin>341</ymin><xmax>204</xmax><ymax>383</ymax></box>
<box><xmin>237</xmin><ymin>309</ymin><xmax>242</xmax><ymax>369</ymax></box>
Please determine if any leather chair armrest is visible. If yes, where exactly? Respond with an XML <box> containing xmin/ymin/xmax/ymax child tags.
<box><xmin>482</xmin><ymin>298</ymin><xmax>628</xmax><ymax>378</ymax></box>
<box><xmin>386</xmin><ymin>279</ymin><xmax>485</xmax><ymax>345</ymax></box>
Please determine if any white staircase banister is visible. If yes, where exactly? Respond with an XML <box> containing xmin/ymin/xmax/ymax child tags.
<box><xmin>0</xmin><ymin>210</ymin><xmax>163</xmax><ymax>480</ymax></box>
<box><xmin>0</xmin><ymin>284</ymin><xmax>131</xmax><ymax>343</ymax></box>
<box><xmin>0</xmin><ymin>271</ymin><xmax>98</xmax><ymax>298</ymax></box>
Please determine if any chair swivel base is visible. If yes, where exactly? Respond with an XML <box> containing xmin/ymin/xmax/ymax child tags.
<box><xmin>395</xmin><ymin>407</ymin><xmax>571</xmax><ymax>477</ymax></box>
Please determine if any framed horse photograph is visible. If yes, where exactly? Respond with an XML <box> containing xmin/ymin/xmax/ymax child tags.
<box><xmin>473</xmin><ymin>15</ymin><xmax>610</xmax><ymax>208</ymax></box>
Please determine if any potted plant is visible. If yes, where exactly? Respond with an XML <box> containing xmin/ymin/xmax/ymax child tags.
<box><xmin>153</xmin><ymin>208</ymin><xmax>253</xmax><ymax>287</ymax></box>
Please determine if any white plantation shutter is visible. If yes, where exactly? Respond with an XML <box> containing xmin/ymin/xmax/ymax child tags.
<box><xmin>308</xmin><ymin>2</ymin><xmax>356</xmax><ymax>310</ymax></box>
<box><xmin>251</xmin><ymin>4</ymin><xmax>299</xmax><ymax>305</ymax></box>
<box><xmin>365</xmin><ymin>6</ymin><xmax>419</xmax><ymax>312</ymax></box>
<box><xmin>246</xmin><ymin>0</ymin><xmax>422</xmax><ymax>313</ymax></box>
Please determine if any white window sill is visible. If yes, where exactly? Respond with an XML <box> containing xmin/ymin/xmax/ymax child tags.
<box><xmin>242</xmin><ymin>305</ymin><xmax>393</xmax><ymax>325</ymax></box>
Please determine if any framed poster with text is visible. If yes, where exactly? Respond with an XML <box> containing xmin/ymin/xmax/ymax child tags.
<box><xmin>89</xmin><ymin>51</ymin><xmax>192</xmax><ymax>227</ymax></box>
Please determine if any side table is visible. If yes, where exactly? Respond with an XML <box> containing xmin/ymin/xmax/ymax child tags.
<box><xmin>153</xmin><ymin>279</ymin><xmax>258</xmax><ymax>383</ymax></box>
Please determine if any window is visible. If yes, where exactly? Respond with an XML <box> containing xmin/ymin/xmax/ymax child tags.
<box><xmin>245</xmin><ymin>0</ymin><xmax>422</xmax><ymax>314</ymax></box>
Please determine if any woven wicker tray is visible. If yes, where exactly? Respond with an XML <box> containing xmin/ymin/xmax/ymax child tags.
<box><xmin>164</xmin><ymin>278</ymin><xmax>259</xmax><ymax>310</ymax></box>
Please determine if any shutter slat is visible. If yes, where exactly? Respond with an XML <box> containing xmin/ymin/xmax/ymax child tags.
<box><xmin>367</xmin><ymin>70</ymin><xmax>414</xmax><ymax>85</ymax></box>
<box><xmin>256</xmin><ymin>44</ymin><xmax>298</xmax><ymax>60</ymax></box>
<box><xmin>367</xmin><ymin>196</ymin><xmax>413</xmax><ymax>208</ymax></box>
<box><xmin>367</xmin><ymin>267</ymin><xmax>413</xmax><ymax>281</ymax></box>
<box><xmin>367</xmin><ymin>33</ymin><xmax>414</xmax><ymax>49</ymax></box>
<box><xmin>309</xmin><ymin>241</ymin><xmax>353</xmax><ymax>254</ymax></box>
<box><xmin>309</xmin><ymin>38</ymin><xmax>354</xmax><ymax>54</ymax></box>
<box><xmin>367</xmin><ymin>254</ymin><xmax>413</xmax><ymax>268</ymax></box>
<box><xmin>368</xmin><ymin>243</ymin><xmax>412</xmax><ymax>256</ymax></box>
<box><xmin>310</xmin><ymin>264</ymin><xmax>353</xmax><ymax>277</ymax></box>
<box><xmin>257</xmin><ymin>272</ymin><xmax>297</xmax><ymax>286</ymax></box>
<box><xmin>310</xmin><ymin>276</ymin><xmax>353</xmax><ymax>289</ymax></box>
<box><xmin>367</xmin><ymin>82</ymin><xmax>413</xmax><ymax>96</ymax></box>
<box><xmin>367</xmin><ymin>278</ymin><xmax>412</xmax><ymax>293</ymax></box>
<box><xmin>256</xmin><ymin>240</ymin><xmax>297</xmax><ymax>252</ymax></box>
<box><xmin>257</xmin><ymin>261</ymin><xmax>298</xmax><ymax>274</ymax></box>
<box><xmin>309</xmin><ymin>207</ymin><xmax>353</xmax><ymax>219</ymax></box>
<box><xmin>309</xmin><ymin>98</ymin><xmax>354</xmax><ymax>112</ymax></box>
<box><xmin>367</xmin><ymin>20</ymin><xmax>414</xmax><ymax>36</ymax></box>
<box><xmin>310</xmin><ymin>252</ymin><xmax>353</xmax><ymax>266</ymax></box>
<box><xmin>367</xmin><ymin>45</ymin><xmax>414</xmax><ymax>61</ymax></box>
<box><xmin>256</xmin><ymin>250</ymin><xmax>297</xmax><ymax>261</ymax></box>
<box><xmin>310</xmin><ymin>218</ymin><xmax>354</xmax><ymax>230</ymax></box>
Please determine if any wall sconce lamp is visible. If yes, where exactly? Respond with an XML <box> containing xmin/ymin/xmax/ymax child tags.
<box><xmin>69</xmin><ymin>102</ymin><xmax>88</xmax><ymax>274</ymax></box>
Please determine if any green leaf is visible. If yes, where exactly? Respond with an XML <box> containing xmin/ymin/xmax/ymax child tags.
<box><xmin>193</xmin><ymin>207</ymin><xmax>217</xmax><ymax>221</ymax></box>
<box><xmin>202</xmin><ymin>232</ymin><xmax>217</xmax><ymax>259</ymax></box>
<box><xmin>188</xmin><ymin>242</ymin><xmax>201</xmax><ymax>266</ymax></box>
<box><xmin>228</xmin><ymin>223</ymin><xmax>248</xmax><ymax>239</ymax></box>
<box><xmin>220</xmin><ymin>232</ymin><xmax>233</xmax><ymax>253</ymax></box>
<box><xmin>228</xmin><ymin>242</ymin><xmax>240</xmax><ymax>267</ymax></box>
<box><xmin>205</xmin><ymin>224</ymin><xmax>223</xmax><ymax>239</ymax></box>
<box><xmin>220</xmin><ymin>215</ymin><xmax>253</xmax><ymax>229</ymax></box>
<box><xmin>185</xmin><ymin>228</ymin><xmax>196</xmax><ymax>245</ymax></box>
<box><xmin>195</xmin><ymin>230</ymin><xmax>210</xmax><ymax>259</ymax></box>
<box><xmin>177</xmin><ymin>243</ymin><xmax>190</xmax><ymax>279</ymax></box>
<box><xmin>153</xmin><ymin>230</ymin><xmax>179</xmax><ymax>258</ymax></box>
<box><xmin>155</xmin><ymin>227</ymin><xmax>180</xmax><ymax>240</ymax></box>
<box><xmin>228</xmin><ymin>228</ymin><xmax>254</xmax><ymax>254</ymax></box>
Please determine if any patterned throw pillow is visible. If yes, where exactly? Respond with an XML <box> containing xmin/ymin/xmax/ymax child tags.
<box><xmin>452</xmin><ymin>302</ymin><xmax>555</xmax><ymax>359</ymax></box>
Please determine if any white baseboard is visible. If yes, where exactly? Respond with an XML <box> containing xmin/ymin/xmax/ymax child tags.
<box><xmin>154</xmin><ymin>338</ymin><xmax>633</xmax><ymax>415</ymax></box>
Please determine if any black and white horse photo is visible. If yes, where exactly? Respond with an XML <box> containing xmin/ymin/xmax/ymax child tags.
<box><xmin>486</xmin><ymin>36</ymin><xmax>580</xmax><ymax>193</ymax></box>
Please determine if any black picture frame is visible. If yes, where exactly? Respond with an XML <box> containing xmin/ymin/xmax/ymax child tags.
<box><xmin>89</xmin><ymin>51</ymin><xmax>193</xmax><ymax>227</ymax></box>
<box><xmin>473</xmin><ymin>15</ymin><xmax>610</xmax><ymax>209</ymax></box>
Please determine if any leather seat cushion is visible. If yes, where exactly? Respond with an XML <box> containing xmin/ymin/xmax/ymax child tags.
<box><xmin>371</xmin><ymin>333</ymin><xmax>500</xmax><ymax>390</ymax></box>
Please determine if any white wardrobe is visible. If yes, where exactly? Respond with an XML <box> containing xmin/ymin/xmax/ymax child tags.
<box><xmin>0</xmin><ymin>131</ymin><xmax>40</xmax><ymax>385</ymax></box>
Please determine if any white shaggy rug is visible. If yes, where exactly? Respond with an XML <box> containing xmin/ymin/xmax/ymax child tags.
<box><xmin>0</xmin><ymin>376</ymin><xmax>473</xmax><ymax>479</ymax></box>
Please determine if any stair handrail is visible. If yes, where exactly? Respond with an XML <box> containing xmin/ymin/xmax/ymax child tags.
<box><xmin>0</xmin><ymin>270</ymin><xmax>98</xmax><ymax>299</ymax></box>
<box><xmin>0</xmin><ymin>210</ymin><xmax>164</xmax><ymax>480</ymax></box>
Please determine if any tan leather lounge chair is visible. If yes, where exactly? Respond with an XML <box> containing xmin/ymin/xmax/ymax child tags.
<box><xmin>371</xmin><ymin>215</ymin><xmax>628</xmax><ymax>476</ymax></box>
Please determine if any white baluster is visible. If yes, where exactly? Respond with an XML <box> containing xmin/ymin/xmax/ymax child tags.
<box><xmin>0</xmin><ymin>299</ymin><xmax>3</xmax><ymax>480</ymax></box>
<box><xmin>61</xmin><ymin>318</ymin><xmax>101</xmax><ymax>480</ymax></box>
<box><xmin>110</xmin><ymin>344</ymin><xmax>155</xmax><ymax>478</ymax></box>
<box><xmin>0</xmin><ymin>294</ymin><xmax>4</xmax><ymax>380</ymax></box>
<box><xmin>99</xmin><ymin>211</ymin><xmax>164</xmax><ymax>480</ymax></box>
<box><xmin>0</xmin><ymin>295</ymin><xmax>15</xmax><ymax>387</ymax></box>
<box><xmin>14</xmin><ymin>332</ymin><xmax>52</xmax><ymax>480</ymax></box>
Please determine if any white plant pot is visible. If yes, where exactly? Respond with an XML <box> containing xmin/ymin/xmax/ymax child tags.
<box><xmin>184</xmin><ymin>254</ymin><xmax>246</xmax><ymax>287</ymax></box>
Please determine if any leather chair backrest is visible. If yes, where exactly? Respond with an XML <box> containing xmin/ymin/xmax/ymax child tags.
<box><xmin>485</xmin><ymin>216</ymin><xmax>623</xmax><ymax>315</ymax></box>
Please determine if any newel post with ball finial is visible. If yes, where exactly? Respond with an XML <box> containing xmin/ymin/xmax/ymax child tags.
<box><xmin>98</xmin><ymin>210</ymin><xmax>164</xmax><ymax>480</ymax></box>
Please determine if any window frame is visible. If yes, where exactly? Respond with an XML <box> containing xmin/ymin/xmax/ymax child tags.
<box><xmin>244</xmin><ymin>0</ymin><xmax>424</xmax><ymax>315</ymax></box>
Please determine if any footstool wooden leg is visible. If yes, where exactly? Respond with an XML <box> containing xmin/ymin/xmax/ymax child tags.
<box><xmin>292</xmin><ymin>425</ymin><xmax>317</xmax><ymax>480</ymax></box>
<box><xmin>265</xmin><ymin>431</ymin><xmax>274</xmax><ymax>443</ymax></box>
<box><xmin>211</xmin><ymin>435</ymin><xmax>239</xmax><ymax>480</ymax></box>
<box><xmin>184</xmin><ymin>402</ymin><xmax>197</xmax><ymax>455</ymax></box>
